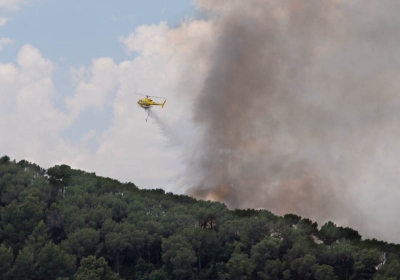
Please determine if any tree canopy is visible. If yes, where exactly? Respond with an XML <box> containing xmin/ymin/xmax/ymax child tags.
<box><xmin>0</xmin><ymin>156</ymin><xmax>399</xmax><ymax>279</ymax></box>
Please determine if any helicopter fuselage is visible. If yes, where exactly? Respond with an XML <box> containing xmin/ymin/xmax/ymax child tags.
<box><xmin>137</xmin><ymin>97</ymin><xmax>166</xmax><ymax>108</ymax></box>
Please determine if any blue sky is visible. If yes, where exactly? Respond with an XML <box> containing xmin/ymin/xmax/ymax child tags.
<box><xmin>1</xmin><ymin>0</ymin><xmax>195</xmax><ymax>64</ymax></box>
<box><xmin>0</xmin><ymin>0</ymin><xmax>201</xmax><ymax>193</ymax></box>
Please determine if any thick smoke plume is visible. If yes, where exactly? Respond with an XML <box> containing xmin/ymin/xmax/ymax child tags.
<box><xmin>172</xmin><ymin>0</ymin><xmax>400</xmax><ymax>242</ymax></box>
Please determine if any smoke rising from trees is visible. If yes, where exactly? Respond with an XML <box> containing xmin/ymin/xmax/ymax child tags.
<box><xmin>167</xmin><ymin>0</ymin><xmax>400</xmax><ymax>242</ymax></box>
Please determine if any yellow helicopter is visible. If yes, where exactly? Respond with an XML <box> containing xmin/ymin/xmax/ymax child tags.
<box><xmin>137</xmin><ymin>95</ymin><xmax>166</xmax><ymax>109</ymax></box>
<box><xmin>137</xmin><ymin>94</ymin><xmax>166</xmax><ymax>121</ymax></box>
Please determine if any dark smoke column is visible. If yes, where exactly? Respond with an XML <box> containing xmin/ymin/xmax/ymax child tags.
<box><xmin>186</xmin><ymin>0</ymin><xmax>343</xmax><ymax>219</ymax></box>
<box><xmin>181</xmin><ymin>0</ymin><xmax>400</xmax><ymax>242</ymax></box>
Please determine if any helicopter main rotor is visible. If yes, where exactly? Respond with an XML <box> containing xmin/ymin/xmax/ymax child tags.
<box><xmin>136</xmin><ymin>93</ymin><xmax>166</xmax><ymax>99</ymax></box>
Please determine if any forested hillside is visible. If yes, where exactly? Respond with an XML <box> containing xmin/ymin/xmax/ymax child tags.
<box><xmin>0</xmin><ymin>155</ymin><xmax>399</xmax><ymax>280</ymax></box>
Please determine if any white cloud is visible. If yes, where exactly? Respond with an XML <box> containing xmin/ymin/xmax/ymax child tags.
<box><xmin>69</xmin><ymin>65</ymin><xmax>90</xmax><ymax>86</ymax></box>
<box><xmin>81</xmin><ymin>129</ymin><xmax>97</xmax><ymax>148</ymax></box>
<box><xmin>0</xmin><ymin>44</ymin><xmax>122</xmax><ymax>175</ymax></box>
<box><xmin>0</xmin><ymin>17</ymin><xmax>10</xmax><ymax>27</ymax></box>
<box><xmin>0</xmin><ymin>37</ymin><xmax>13</xmax><ymax>51</ymax></box>
<box><xmin>66</xmin><ymin>57</ymin><xmax>119</xmax><ymax>119</ymax></box>
<box><xmin>0</xmin><ymin>20</ymin><xmax>214</xmax><ymax>192</ymax></box>
<box><xmin>65</xmin><ymin>20</ymin><xmax>215</xmax><ymax>190</ymax></box>
<box><xmin>0</xmin><ymin>10</ymin><xmax>215</xmax><ymax>193</ymax></box>
<box><xmin>0</xmin><ymin>0</ymin><xmax>28</xmax><ymax>10</ymax></box>
<box><xmin>120</xmin><ymin>22</ymin><xmax>169</xmax><ymax>57</ymax></box>
<box><xmin>0</xmin><ymin>31</ymin><xmax>194</xmax><ymax>190</ymax></box>
<box><xmin>0</xmin><ymin>44</ymin><xmax>78</xmax><ymax>166</ymax></box>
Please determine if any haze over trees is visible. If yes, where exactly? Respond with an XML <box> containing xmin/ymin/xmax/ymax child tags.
<box><xmin>0</xmin><ymin>155</ymin><xmax>399</xmax><ymax>279</ymax></box>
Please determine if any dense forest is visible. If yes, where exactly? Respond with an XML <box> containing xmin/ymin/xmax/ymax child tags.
<box><xmin>0</xmin><ymin>155</ymin><xmax>399</xmax><ymax>280</ymax></box>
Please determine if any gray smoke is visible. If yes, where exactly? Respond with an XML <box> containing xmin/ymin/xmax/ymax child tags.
<box><xmin>169</xmin><ymin>0</ymin><xmax>400</xmax><ymax>242</ymax></box>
